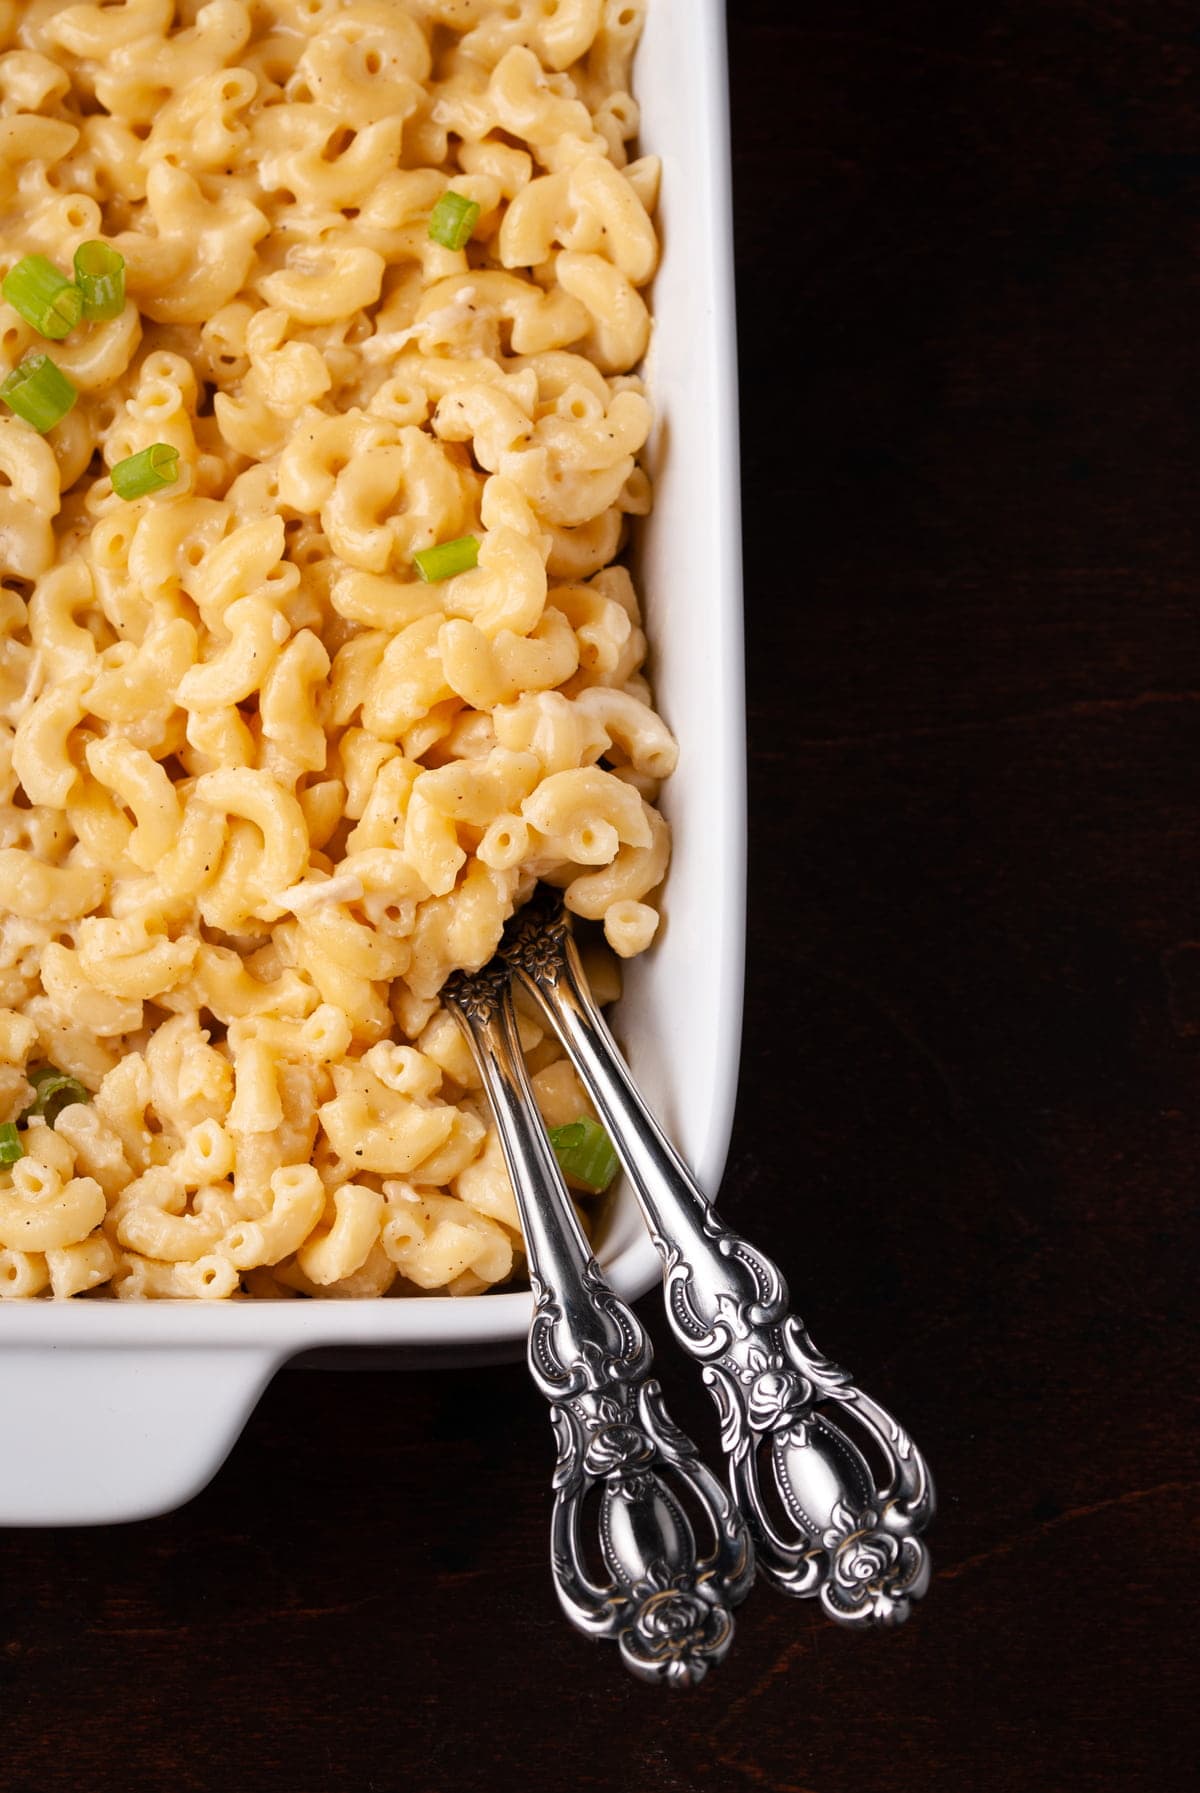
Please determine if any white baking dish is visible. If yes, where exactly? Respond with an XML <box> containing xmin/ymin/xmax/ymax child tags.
<box><xmin>0</xmin><ymin>0</ymin><xmax>744</xmax><ymax>1526</ymax></box>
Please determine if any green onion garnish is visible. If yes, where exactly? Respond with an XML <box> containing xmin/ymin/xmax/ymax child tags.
<box><xmin>0</xmin><ymin>1122</ymin><xmax>23</xmax><ymax>1164</ymax></box>
<box><xmin>0</xmin><ymin>353</ymin><xmax>78</xmax><ymax>432</ymax></box>
<box><xmin>73</xmin><ymin>240</ymin><xmax>125</xmax><ymax>320</ymax></box>
<box><xmin>111</xmin><ymin>441</ymin><xmax>180</xmax><ymax>500</ymax></box>
<box><xmin>428</xmin><ymin>190</ymin><xmax>480</xmax><ymax>251</ymax></box>
<box><xmin>413</xmin><ymin>534</ymin><xmax>479</xmax><ymax>583</ymax></box>
<box><xmin>548</xmin><ymin>1117</ymin><xmax>620</xmax><ymax>1193</ymax></box>
<box><xmin>1</xmin><ymin>254</ymin><xmax>83</xmax><ymax>339</ymax></box>
<box><xmin>20</xmin><ymin>1065</ymin><xmax>91</xmax><ymax>1127</ymax></box>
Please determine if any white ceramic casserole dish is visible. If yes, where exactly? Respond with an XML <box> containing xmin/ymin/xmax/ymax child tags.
<box><xmin>0</xmin><ymin>0</ymin><xmax>744</xmax><ymax>1526</ymax></box>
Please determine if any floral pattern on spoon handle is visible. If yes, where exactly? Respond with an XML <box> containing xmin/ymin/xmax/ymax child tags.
<box><xmin>444</xmin><ymin>964</ymin><xmax>754</xmax><ymax>1684</ymax></box>
<box><xmin>501</xmin><ymin>895</ymin><xmax>934</xmax><ymax>1626</ymax></box>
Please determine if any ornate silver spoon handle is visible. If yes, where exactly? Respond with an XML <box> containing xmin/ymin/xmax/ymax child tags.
<box><xmin>442</xmin><ymin>964</ymin><xmax>753</xmax><ymax>1685</ymax></box>
<box><xmin>501</xmin><ymin>895</ymin><xmax>934</xmax><ymax>1626</ymax></box>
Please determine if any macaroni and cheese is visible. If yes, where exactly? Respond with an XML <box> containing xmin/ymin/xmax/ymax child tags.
<box><xmin>0</xmin><ymin>0</ymin><xmax>670</xmax><ymax>1300</ymax></box>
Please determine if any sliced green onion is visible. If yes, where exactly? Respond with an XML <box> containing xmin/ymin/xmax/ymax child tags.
<box><xmin>111</xmin><ymin>441</ymin><xmax>180</xmax><ymax>500</ymax></box>
<box><xmin>1</xmin><ymin>254</ymin><xmax>82</xmax><ymax>340</ymax></box>
<box><xmin>428</xmin><ymin>190</ymin><xmax>480</xmax><ymax>251</ymax></box>
<box><xmin>0</xmin><ymin>353</ymin><xmax>78</xmax><ymax>432</ymax></box>
<box><xmin>73</xmin><ymin>240</ymin><xmax>125</xmax><ymax>320</ymax></box>
<box><xmin>0</xmin><ymin>1122</ymin><xmax>23</xmax><ymax>1164</ymax></box>
<box><xmin>413</xmin><ymin>533</ymin><xmax>479</xmax><ymax>583</ymax></box>
<box><xmin>20</xmin><ymin>1065</ymin><xmax>91</xmax><ymax>1128</ymax></box>
<box><xmin>548</xmin><ymin>1117</ymin><xmax>620</xmax><ymax>1194</ymax></box>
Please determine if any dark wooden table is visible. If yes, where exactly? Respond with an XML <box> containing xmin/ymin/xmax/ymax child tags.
<box><xmin>3</xmin><ymin>3</ymin><xmax>1195</xmax><ymax>1788</ymax></box>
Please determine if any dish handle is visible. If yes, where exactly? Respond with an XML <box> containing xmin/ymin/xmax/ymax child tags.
<box><xmin>0</xmin><ymin>1344</ymin><xmax>280</xmax><ymax>1526</ymax></box>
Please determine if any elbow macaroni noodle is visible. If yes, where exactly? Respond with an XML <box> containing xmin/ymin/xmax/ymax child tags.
<box><xmin>0</xmin><ymin>0</ymin><xmax>672</xmax><ymax>1301</ymax></box>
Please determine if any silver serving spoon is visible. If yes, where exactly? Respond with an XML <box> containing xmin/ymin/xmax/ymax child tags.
<box><xmin>498</xmin><ymin>889</ymin><xmax>934</xmax><ymax>1627</ymax></box>
<box><xmin>443</xmin><ymin>960</ymin><xmax>754</xmax><ymax>1686</ymax></box>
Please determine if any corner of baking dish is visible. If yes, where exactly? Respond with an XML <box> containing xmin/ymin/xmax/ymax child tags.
<box><xmin>0</xmin><ymin>0</ymin><xmax>743</xmax><ymax>1526</ymax></box>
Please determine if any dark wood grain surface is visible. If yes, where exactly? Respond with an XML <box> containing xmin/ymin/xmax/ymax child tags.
<box><xmin>3</xmin><ymin>3</ymin><xmax>1196</xmax><ymax>1788</ymax></box>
